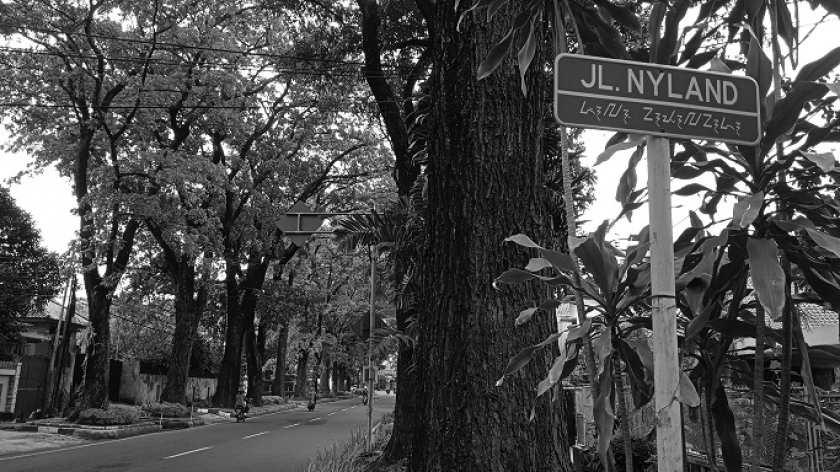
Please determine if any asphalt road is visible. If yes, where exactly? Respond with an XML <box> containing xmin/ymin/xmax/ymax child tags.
<box><xmin>0</xmin><ymin>395</ymin><xmax>395</xmax><ymax>472</ymax></box>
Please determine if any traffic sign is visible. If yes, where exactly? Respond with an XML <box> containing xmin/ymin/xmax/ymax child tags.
<box><xmin>351</xmin><ymin>313</ymin><xmax>387</xmax><ymax>341</ymax></box>
<box><xmin>276</xmin><ymin>201</ymin><xmax>326</xmax><ymax>245</ymax></box>
<box><xmin>554</xmin><ymin>54</ymin><xmax>761</xmax><ymax>145</ymax></box>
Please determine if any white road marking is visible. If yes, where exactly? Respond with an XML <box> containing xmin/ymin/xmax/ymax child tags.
<box><xmin>309</xmin><ymin>417</ymin><xmax>322</xmax><ymax>422</ymax></box>
<box><xmin>163</xmin><ymin>446</ymin><xmax>213</xmax><ymax>459</ymax></box>
<box><xmin>283</xmin><ymin>423</ymin><xmax>300</xmax><ymax>429</ymax></box>
<box><xmin>242</xmin><ymin>431</ymin><xmax>269</xmax><ymax>439</ymax></box>
<box><xmin>327</xmin><ymin>412</ymin><xmax>337</xmax><ymax>416</ymax></box>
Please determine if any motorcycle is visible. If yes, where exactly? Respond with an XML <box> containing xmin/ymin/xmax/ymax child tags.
<box><xmin>234</xmin><ymin>405</ymin><xmax>246</xmax><ymax>422</ymax></box>
<box><xmin>307</xmin><ymin>391</ymin><xmax>317</xmax><ymax>411</ymax></box>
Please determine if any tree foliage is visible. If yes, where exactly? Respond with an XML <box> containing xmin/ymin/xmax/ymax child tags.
<box><xmin>0</xmin><ymin>187</ymin><xmax>61</xmax><ymax>357</ymax></box>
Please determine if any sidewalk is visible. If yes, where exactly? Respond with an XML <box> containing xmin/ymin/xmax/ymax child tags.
<box><xmin>0</xmin><ymin>395</ymin><xmax>352</xmax><ymax>457</ymax></box>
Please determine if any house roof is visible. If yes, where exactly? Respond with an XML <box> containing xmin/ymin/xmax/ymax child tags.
<box><xmin>21</xmin><ymin>296</ymin><xmax>89</xmax><ymax>325</ymax></box>
<box><xmin>766</xmin><ymin>303</ymin><xmax>838</xmax><ymax>330</ymax></box>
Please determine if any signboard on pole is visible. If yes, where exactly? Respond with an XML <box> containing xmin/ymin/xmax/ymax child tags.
<box><xmin>554</xmin><ymin>54</ymin><xmax>761</xmax><ymax>145</ymax></box>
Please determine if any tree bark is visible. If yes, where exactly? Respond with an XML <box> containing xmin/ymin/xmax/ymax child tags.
<box><xmin>294</xmin><ymin>348</ymin><xmax>309</xmax><ymax>398</ymax></box>
<box><xmin>357</xmin><ymin>0</ymin><xmax>425</xmax><ymax>464</ymax></box>
<box><xmin>213</xmin><ymin>257</ymin><xmax>245</xmax><ymax>407</ymax></box>
<box><xmin>272</xmin><ymin>322</ymin><xmax>290</xmax><ymax>397</ymax></box>
<box><xmin>161</xmin><ymin>258</ymin><xmax>205</xmax><ymax>404</ymax></box>
<box><xmin>411</xmin><ymin>3</ymin><xmax>572</xmax><ymax>471</ymax></box>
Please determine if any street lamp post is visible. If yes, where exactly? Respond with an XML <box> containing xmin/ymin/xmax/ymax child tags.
<box><xmin>277</xmin><ymin>201</ymin><xmax>379</xmax><ymax>450</ymax></box>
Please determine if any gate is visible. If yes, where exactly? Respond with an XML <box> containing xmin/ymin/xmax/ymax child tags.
<box><xmin>13</xmin><ymin>356</ymin><xmax>49</xmax><ymax>420</ymax></box>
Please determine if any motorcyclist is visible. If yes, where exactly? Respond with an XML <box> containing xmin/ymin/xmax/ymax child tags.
<box><xmin>235</xmin><ymin>389</ymin><xmax>249</xmax><ymax>416</ymax></box>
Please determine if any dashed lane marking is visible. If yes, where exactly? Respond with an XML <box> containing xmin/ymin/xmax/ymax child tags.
<box><xmin>163</xmin><ymin>446</ymin><xmax>213</xmax><ymax>459</ymax></box>
<box><xmin>309</xmin><ymin>417</ymin><xmax>322</xmax><ymax>422</ymax></box>
<box><xmin>242</xmin><ymin>431</ymin><xmax>269</xmax><ymax>439</ymax></box>
<box><xmin>283</xmin><ymin>423</ymin><xmax>300</xmax><ymax>429</ymax></box>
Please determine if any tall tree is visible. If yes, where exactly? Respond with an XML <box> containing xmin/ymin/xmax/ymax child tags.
<box><xmin>410</xmin><ymin>3</ymin><xmax>573</xmax><ymax>470</ymax></box>
<box><xmin>0</xmin><ymin>187</ymin><xmax>61</xmax><ymax>358</ymax></box>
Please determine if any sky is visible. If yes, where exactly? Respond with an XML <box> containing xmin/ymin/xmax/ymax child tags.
<box><xmin>1</xmin><ymin>9</ymin><xmax>838</xmax><ymax>255</ymax></box>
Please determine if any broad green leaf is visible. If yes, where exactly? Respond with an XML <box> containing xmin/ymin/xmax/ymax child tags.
<box><xmin>746</xmin><ymin>36</ymin><xmax>772</xmax><ymax>100</ymax></box>
<box><xmin>487</xmin><ymin>0</ymin><xmax>509</xmax><ymax>20</ymax></box>
<box><xmin>747</xmin><ymin>237</ymin><xmax>786</xmax><ymax>321</ymax></box>
<box><xmin>616</xmin><ymin>144</ymin><xmax>645</xmax><ymax>207</ymax></box>
<box><xmin>656</xmin><ymin>0</ymin><xmax>690</xmax><ymax>64</ymax></box>
<box><xmin>538</xmin><ymin>299</ymin><xmax>562</xmax><ymax>312</ymax></box>
<box><xmin>594</xmin><ymin>134</ymin><xmax>645</xmax><ymax>166</ymax></box>
<box><xmin>775</xmin><ymin>0</ymin><xmax>797</xmax><ymax>58</ymax></box>
<box><xmin>801</xmin><ymin>151</ymin><xmax>836</xmax><ymax>173</ymax></box>
<box><xmin>496</xmin><ymin>345</ymin><xmax>537</xmax><ymax>385</ymax></box>
<box><xmin>524</xmin><ymin>257</ymin><xmax>552</xmax><ymax>272</ymax></box>
<box><xmin>575</xmin><ymin>222</ymin><xmax>619</xmax><ymax>295</ymax></box>
<box><xmin>731</xmin><ymin>192</ymin><xmax>764</xmax><ymax>229</ymax></box>
<box><xmin>805</xmin><ymin>228</ymin><xmax>840</xmax><ymax>259</ymax></box>
<box><xmin>566</xmin><ymin>318</ymin><xmax>592</xmax><ymax>343</ymax></box>
<box><xmin>648</xmin><ymin>3</ymin><xmax>666</xmax><ymax>63</ymax></box>
<box><xmin>494</xmin><ymin>268</ymin><xmax>535</xmax><ymax>286</ymax></box>
<box><xmin>594</xmin><ymin>363</ymin><xmax>615</xmax><ymax>467</ymax></box>
<box><xmin>774</xmin><ymin>217</ymin><xmax>816</xmax><ymax>232</ymax></box>
<box><xmin>828</xmin><ymin>83</ymin><xmax>840</xmax><ymax>96</ymax></box>
<box><xmin>674</xmin><ymin>183</ymin><xmax>712</xmax><ymax>196</ymax></box>
<box><xmin>794</xmin><ymin>47</ymin><xmax>840</xmax><ymax>83</ymax></box>
<box><xmin>504</xmin><ymin>233</ymin><xmax>542</xmax><ymax>249</ymax></box>
<box><xmin>709</xmin><ymin>57</ymin><xmax>732</xmax><ymax>73</ymax></box>
<box><xmin>624</xmin><ymin>338</ymin><xmax>654</xmax><ymax>372</ymax></box>
<box><xmin>515</xmin><ymin>307</ymin><xmax>538</xmax><ymax>326</ymax></box>
<box><xmin>712</xmin><ymin>385</ymin><xmax>743</xmax><ymax>472</ymax></box>
<box><xmin>477</xmin><ymin>28</ymin><xmax>514</xmax><ymax>80</ymax></box>
<box><xmin>677</xmin><ymin>372</ymin><xmax>701</xmax><ymax>407</ymax></box>
<box><xmin>538</xmin><ymin>249</ymin><xmax>576</xmax><ymax>272</ymax></box>
<box><xmin>763</xmin><ymin>82</ymin><xmax>828</xmax><ymax>154</ymax></box>
<box><xmin>685</xmin><ymin>301</ymin><xmax>719</xmax><ymax>342</ymax></box>
<box><xmin>591</xmin><ymin>0</ymin><xmax>641</xmax><ymax>32</ymax></box>
<box><xmin>593</xmin><ymin>327</ymin><xmax>612</xmax><ymax>376</ymax></box>
<box><xmin>536</xmin><ymin>344</ymin><xmax>579</xmax><ymax>398</ymax></box>
<box><xmin>517</xmin><ymin>13</ymin><xmax>539</xmax><ymax>96</ymax></box>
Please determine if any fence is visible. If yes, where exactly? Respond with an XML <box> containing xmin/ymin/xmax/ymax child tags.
<box><xmin>572</xmin><ymin>385</ymin><xmax>840</xmax><ymax>472</ymax></box>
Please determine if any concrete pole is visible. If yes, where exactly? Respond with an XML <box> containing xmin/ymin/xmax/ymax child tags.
<box><xmin>367</xmin><ymin>246</ymin><xmax>375</xmax><ymax>450</ymax></box>
<box><xmin>647</xmin><ymin>136</ymin><xmax>684</xmax><ymax>472</ymax></box>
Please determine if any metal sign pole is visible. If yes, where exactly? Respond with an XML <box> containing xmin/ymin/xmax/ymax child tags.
<box><xmin>647</xmin><ymin>136</ymin><xmax>684</xmax><ymax>472</ymax></box>
<box><xmin>367</xmin><ymin>245</ymin><xmax>375</xmax><ymax>450</ymax></box>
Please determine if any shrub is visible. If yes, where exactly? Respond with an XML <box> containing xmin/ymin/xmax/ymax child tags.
<box><xmin>261</xmin><ymin>396</ymin><xmax>285</xmax><ymax>405</ymax></box>
<box><xmin>143</xmin><ymin>402</ymin><xmax>189</xmax><ymax>418</ymax></box>
<box><xmin>191</xmin><ymin>399</ymin><xmax>212</xmax><ymax>409</ymax></box>
<box><xmin>76</xmin><ymin>405</ymin><xmax>141</xmax><ymax>426</ymax></box>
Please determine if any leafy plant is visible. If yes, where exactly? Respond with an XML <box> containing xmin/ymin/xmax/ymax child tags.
<box><xmin>76</xmin><ymin>405</ymin><xmax>141</xmax><ymax>426</ymax></box>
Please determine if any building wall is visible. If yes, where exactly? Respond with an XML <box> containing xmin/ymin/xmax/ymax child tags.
<box><xmin>0</xmin><ymin>361</ymin><xmax>21</xmax><ymax>414</ymax></box>
<box><xmin>119</xmin><ymin>358</ymin><xmax>216</xmax><ymax>405</ymax></box>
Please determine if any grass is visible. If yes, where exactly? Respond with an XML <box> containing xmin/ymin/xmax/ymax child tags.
<box><xmin>302</xmin><ymin>413</ymin><xmax>405</xmax><ymax>472</ymax></box>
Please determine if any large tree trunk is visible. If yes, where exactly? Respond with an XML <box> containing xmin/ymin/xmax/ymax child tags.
<box><xmin>358</xmin><ymin>0</ymin><xmax>425</xmax><ymax>464</ymax></box>
<box><xmin>77</xmin><ymin>283</ymin><xmax>112</xmax><ymax>411</ymax></box>
<box><xmin>242</xmin><ymin>258</ymin><xmax>269</xmax><ymax>406</ymax></box>
<box><xmin>411</xmin><ymin>4</ymin><xmax>572</xmax><ymax>471</ymax></box>
<box><xmin>245</xmin><ymin>322</ymin><xmax>263</xmax><ymax>406</ymax></box>
<box><xmin>272</xmin><ymin>323</ymin><xmax>290</xmax><ymax>397</ymax></box>
<box><xmin>319</xmin><ymin>348</ymin><xmax>331</xmax><ymax>395</ymax></box>
<box><xmin>213</xmin><ymin>259</ymin><xmax>244</xmax><ymax>407</ymax></box>
<box><xmin>294</xmin><ymin>348</ymin><xmax>309</xmax><ymax>398</ymax></box>
<box><xmin>161</xmin><ymin>259</ymin><xmax>204</xmax><ymax>404</ymax></box>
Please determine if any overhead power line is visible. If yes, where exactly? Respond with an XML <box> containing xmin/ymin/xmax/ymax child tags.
<box><xmin>0</xmin><ymin>22</ymin><xmax>425</xmax><ymax>72</ymax></box>
<box><xmin>0</xmin><ymin>45</ymin><xmax>421</xmax><ymax>78</ymax></box>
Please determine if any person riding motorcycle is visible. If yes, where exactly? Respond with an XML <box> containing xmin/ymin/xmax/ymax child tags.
<box><xmin>234</xmin><ymin>390</ymin><xmax>249</xmax><ymax>418</ymax></box>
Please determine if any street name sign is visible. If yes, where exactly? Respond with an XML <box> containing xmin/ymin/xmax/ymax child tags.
<box><xmin>554</xmin><ymin>54</ymin><xmax>761</xmax><ymax>145</ymax></box>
